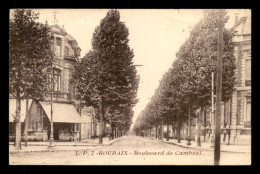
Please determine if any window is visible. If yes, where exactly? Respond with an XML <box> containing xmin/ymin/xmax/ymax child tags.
<box><xmin>51</xmin><ymin>36</ymin><xmax>54</xmax><ymax>51</ymax></box>
<box><xmin>65</xmin><ymin>46</ymin><xmax>69</xmax><ymax>57</ymax></box>
<box><xmin>55</xmin><ymin>38</ymin><xmax>62</xmax><ymax>58</ymax></box>
<box><xmin>53</xmin><ymin>69</ymin><xmax>61</xmax><ymax>92</ymax></box>
<box><xmin>245</xmin><ymin>59</ymin><xmax>251</xmax><ymax>86</ymax></box>
<box><xmin>243</xmin><ymin>34</ymin><xmax>251</xmax><ymax>40</ymax></box>
<box><xmin>244</xmin><ymin>98</ymin><xmax>251</xmax><ymax>128</ymax></box>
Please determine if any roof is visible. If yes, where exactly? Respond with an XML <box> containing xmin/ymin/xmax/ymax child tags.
<box><xmin>230</xmin><ymin>17</ymin><xmax>247</xmax><ymax>32</ymax></box>
<box><xmin>40</xmin><ymin>102</ymin><xmax>83</xmax><ymax>123</ymax></box>
<box><xmin>230</xmin><ymin>16</ymin><xmax>251</xmax><ymax>35</ymax></box>
<box><xmin>66</xmin><ymin>34</ymin><xmax>76</xmax><ymax>41</ymax></box>
<box><xmin>49</xmin><ymin>24</ymin><xmax>67</xmax><ymax>35</ymax></box>
<box><xmin>9</xmin><ymin>99</ymin><xmax>33</xmax><ymax>122</ymax></box>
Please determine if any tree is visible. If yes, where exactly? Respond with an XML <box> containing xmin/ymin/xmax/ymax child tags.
<box><xmin>9</xmin><ymin>10</ymin><xmax>54</xmax><ymax>150</ymax></box>
<box><xmin>175</xmin><ymin>9</ymin><xmax>235</xmax><ymax>145</ymax></box>
<box><xmin>133</xmin><ymin>10</ymin><xmax>235</xmax><ymax>144</ymax></box>
<box><xmin>74</xmin><ymin>10</ymin><xmax>139</xmax><ymax>144</ymax></box>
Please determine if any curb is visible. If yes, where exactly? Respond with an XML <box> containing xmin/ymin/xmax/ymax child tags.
<box><xmin>108</xmin><ymin>136</ymin><xmax>123</xmax><ymax>145</ymax></box>
<box><xmin>152</xmin><ymin>138</ymin><xmax>250</xmax><ymax>154</ymax></box>
<box><xmin>9</xmin><ymin>146</ymin><xmax>104</xmax><ymax>154</ymax></box>
<box><xmin>9</xmin><ymin>143</ymin><xmax>107</xmax><ymax>147</ymax></box>
<box><xmin>9</xmin><ymin>137</ymin><xmax>123</xmax><ymax>154</ymax></box>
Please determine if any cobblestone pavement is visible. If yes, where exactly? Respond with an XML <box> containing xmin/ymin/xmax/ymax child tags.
<box><xmin>9</xmin><ymin>135</ymin><xmax>251</xmax><ymax>165</ymax></box>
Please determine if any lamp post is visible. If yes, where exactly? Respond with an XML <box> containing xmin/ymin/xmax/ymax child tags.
<box><xmin>48</xmin><ymin>67</ymin><xmax>55</xmax><ymax>149</ymax></box>
<box><xmin>210</xmin><ymin>72</ymin><xmax>215</xmax><ymax>148</ymax></box>
<box><xmin>195</xmin><ymin>108</ymin><xmax>201</xmax><ymax>147</ymax></box>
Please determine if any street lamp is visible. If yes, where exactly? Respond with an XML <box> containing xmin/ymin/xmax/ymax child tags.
<box><xmin>210</xmin><ymin>72</ymin><xmax>215</xmax><ymax>148</ymax></box>
<box><xmin>48</xmin><ymin>66</ymin><xmax>55</xmax><ymax>149</ymax></box>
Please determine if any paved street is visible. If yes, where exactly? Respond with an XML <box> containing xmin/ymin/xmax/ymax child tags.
<box><xmin>9</xmin><ymin>135</ymin><xmax>251</xmax><ymax>165</ymax></box>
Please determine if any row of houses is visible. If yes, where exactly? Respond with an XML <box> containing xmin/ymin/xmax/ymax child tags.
<box><xmin>142</xmin><ymin>14</ymin><xmax>251</xmax><ymax>146</ymax></box>
<box><xmin>9</xmin><ymin>24</ymin><xmax>111</xmax><ymax>142</ymax></box>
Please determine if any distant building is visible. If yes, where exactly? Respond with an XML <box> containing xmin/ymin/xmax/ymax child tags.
<box><xmin>80</xmin><ymin>106</ymin><xmax>101</xmax><ymax>139</ymax></box>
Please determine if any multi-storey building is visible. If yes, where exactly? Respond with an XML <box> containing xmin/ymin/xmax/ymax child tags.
<box><xmin>229</xmin><ymin>14</ymin><xmax>251</xmax><ymax>145</ymax></box>
<box><xmin>9</xmin><ymin>24</ymin><xmax>98</xmax><ymax>141</ymax></box>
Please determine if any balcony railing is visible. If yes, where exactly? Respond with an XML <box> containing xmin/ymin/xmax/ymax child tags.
<box><xmin>46</xmin><ymin>91</ymin><xmax>73</xmax><ymax>103</ymax></box>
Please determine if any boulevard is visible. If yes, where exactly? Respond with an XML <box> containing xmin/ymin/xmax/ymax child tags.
<box><xmin>9</xmin><ymin>135</ymin><xmax>251</xmax><ymax>165</ymax></box>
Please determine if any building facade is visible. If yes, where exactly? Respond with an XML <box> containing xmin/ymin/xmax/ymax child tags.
<box><xmin>229</xmin><ymin>14</ymin><xmax>251</xmax><ymax>145</ymax></box>
<box><xmin>10</xmin><ymin>24</ymin><xmax>87</xmax><ymax>142</ymax></box>
<box><xmin>9</xmin><ymin>23</ymin><xmax>112</xmax><ymax>142</ymax></box>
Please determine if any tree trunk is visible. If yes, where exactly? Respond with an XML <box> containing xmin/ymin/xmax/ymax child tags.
<box><xmin>177</xmin><ymin>113</ymin><xmax>181</xmax><ymax>143</ymax></box>
<box><xmin>161</xmin><ymin>123</ymin><xmax>163</xmax><ymax>140</ymax></box>
<box><xmin>111</xmin><ymin>125</ymin><xmax>114</xmax><ymax>139</ymax></box>
<box><xmin>24</xmin><ymin>97</ymin><xmax>29</xmax><ymax>147</ymax></box>
<box><xmin>99</xmin><ymin>100</ymin><xmax>104</xmax><ymax>144</ymax></box>
<box><xmin>159</xmin><ymin>125</ymin><xmax>162</xmax><ymax>140</ymax></box>
<box><xmin>177</xmin><ymin>121</ymin><xmax>181</xmax><ymax>143</ymax></box>
<box><xmin>197</xmin><ymin>107</ymin><xmax>202</xmax><ymax>147</ymax></box>
<box><xmin>113</xmin><ymin>126</ymin><xmax>115</xmax><ymax>139</ymax></box>
<box><xmin>166</xmin><ymin>123</ymin><xmax>169</xmax><ymax>141</ymax></box>
<box><xmin>155</xmin><ymin>126</ymin><xmax>158</xmax><ymax>139</ymax></box>
<box><xmin>204</xmin><ymin>107</ymin><xmax>207</xmax><ymax>142</ymax></box>
<box><xmin>172</xmin><ymin>123</ymin><xmax>174</xmax><ymax>139</ymax></box>
<box><xmin>15</xmin><ymin>98</ymin><xmax>22</xmax><ymax>150</ymax></box>
<box><xmin>115</xmin><ymin>127</ymin><xmax>117</xmax><ymax>138</ymax></box>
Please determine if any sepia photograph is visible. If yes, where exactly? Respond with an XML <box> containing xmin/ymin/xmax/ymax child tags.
<box><xmin>9</xmin><ymin>9</ymin><xmax>251</xmax><ymax>165</ymax></box>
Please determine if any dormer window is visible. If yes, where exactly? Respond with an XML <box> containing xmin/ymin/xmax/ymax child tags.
<box><xmin>55</xmin><ymin>38</ymin><xmax>62</xmax><ymax>58</ymax></box>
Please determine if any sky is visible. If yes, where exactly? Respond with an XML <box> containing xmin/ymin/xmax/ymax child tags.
<box><xmin>10</xmin><ymin>9</ymin><xmax>250</xmax><ymax>128</ymax></box>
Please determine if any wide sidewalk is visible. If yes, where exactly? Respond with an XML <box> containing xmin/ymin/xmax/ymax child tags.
<box><xmin>151</xmin><ymin>137</ymin><xmax>251</xmax><ymax>153</ymax></box>
<box><xmin>9</xmin><ymin>137</ymin><xmax>121</xmax><ymax>154</ymax></box>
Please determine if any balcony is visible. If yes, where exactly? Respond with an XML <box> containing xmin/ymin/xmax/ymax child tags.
<box><xmin>64</xmin><ymin>54</ymin><xmax>76</xmax><ymax>62</ymax></box>
<box><xmin>46</xmin><ymin>91</ymin><xmax>73</xmax><ymax>103</ymax></box>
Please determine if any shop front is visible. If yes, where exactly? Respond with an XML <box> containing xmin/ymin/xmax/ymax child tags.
<box><xmin>9</xmin><ymin>99</ymin><xmax>82</xmax><ymax>142</ymax></box>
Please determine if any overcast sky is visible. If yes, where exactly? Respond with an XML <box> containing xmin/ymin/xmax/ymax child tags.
<box><xmin>11</xmin><ymin>9</ymin><xmax>250</xmax><ymax>128</ymax></box>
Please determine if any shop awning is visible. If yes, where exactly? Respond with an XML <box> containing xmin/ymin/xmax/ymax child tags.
<box><xmin>9</xmin><ymin>99</ymin><xmax>33</xmax><ymax>122</ymax></box>
<box><xmin>40</xmin><ymin>102</ymin><xmax>83</xmax><ymax>123</ymax></box>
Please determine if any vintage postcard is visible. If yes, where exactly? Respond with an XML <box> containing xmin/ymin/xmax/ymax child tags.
<box><xmin>9</xmin><ymin>9</ymin><xmax>251</xmax><ymax>165</ymax></box>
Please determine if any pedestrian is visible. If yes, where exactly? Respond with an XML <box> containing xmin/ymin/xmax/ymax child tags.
<box><xmin>47</xmin><ymin>128</ymin><xmax>51</xmax><ymax>140</ymax></box>
<box><xmin>223</xmin><ymin>121</ymin><xmax>227</xmax><ymax>142</ymax></box>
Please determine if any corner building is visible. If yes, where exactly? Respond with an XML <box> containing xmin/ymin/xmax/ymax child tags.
<box><xmin>9</xmin><ymin>24</ymin><xmax>96</xmax><ymax>141</ymax></box>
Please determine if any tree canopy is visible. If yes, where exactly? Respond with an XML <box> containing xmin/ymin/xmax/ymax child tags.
<box><xmin>133</xmin><ymin>9</ymin><xmax>235</xmax><ymax>135</ymax></box>
<box><xmin>9</xmin><ymin>9</ymin><xmax>54</xmax><ymax>150</ymax></box>
<box><xmin>73</xmin><ymin>10</ymin><xmax>139</xmax><ymax>141</ymax></box>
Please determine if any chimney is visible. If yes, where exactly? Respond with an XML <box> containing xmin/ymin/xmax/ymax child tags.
<box><xmin>235</xmin><ymin>13</ymin><xmax>239</xmax><ymax>26</ymax></box>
